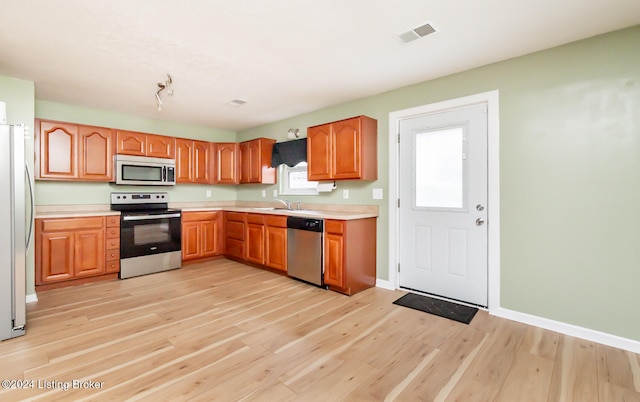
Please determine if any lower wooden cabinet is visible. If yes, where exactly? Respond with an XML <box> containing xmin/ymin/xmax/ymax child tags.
<box><xmin>264</xmin><ymin>215</ymin><xmax>287</xmax><ymax>272</ymax></box>
<box><xmin>245</xmin><ymin>214</ymin><xmax>265</xmax><ymax>265</ymax></box>
<box><xmin>224</xmin><ymin>212</ymin><xmax>287</xmax><ymax>272</ymax></box>
<box><xmin>36</xmin><ymin>215</ymin><xmax>120</xmax><ymax>286</ymax></box>
<box><xmin>224</xmin><ymin>212</ymin><xmax>246</xmax><ymax>260</ymax></box>
<box><xmin>324</xmin><ymin>218</ymin><xmax>377</xmax><ymax>295</ymax></box>
<box><xmin>182</xmin><ymin>211</ymin><xmax>222</xmax><ymax>261</ymax></box>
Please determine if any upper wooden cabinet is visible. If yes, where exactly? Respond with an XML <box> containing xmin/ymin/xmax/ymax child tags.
<box><xmin>36</xmin><ymin>119</ymin><xmax>114</xmax><ymax>181</ymax></box>
<box><xmin>176</xmin><ymin>139</ymin><xmax>211</xmax><ymax>184</ymax></box>
<box><xmin>307</xmin><ymin>115</ymin><xmax>377</xmax><ymax>181</ymax></box>
<box><xmin>239</xmin><ymin>138</ymin><xmax>276</xmax><ymax>184</ymax></box>
<box><xmin>212</xmin><ymin>142</ymin><xmax>240</xmax><ymax>184</ymax></box>
<box><xmin>79</xmin><ymin>126</ymin><xmax>114</xmax><ymax>181</ymax></box>
<box><xmin>116</xmin><ymin>130</ymin><xmax>175</xmax><ymax>159</ymax></box>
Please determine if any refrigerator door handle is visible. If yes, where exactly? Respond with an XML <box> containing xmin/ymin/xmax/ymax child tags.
<box><xmin>25</xmin><ymin>160</ymin><xmax>35</xmax><ymax>253</ymax></box>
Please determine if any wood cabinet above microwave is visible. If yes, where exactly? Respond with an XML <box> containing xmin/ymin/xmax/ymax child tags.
<box><xmin>116</xmin><ymin>130</ymin><xmax>175</xmax><ymax>159</ymax></box>
<box><xmin>307</xmin><ymin>115</ymin><xmax>377</xmax><ymax>181</ymax></box>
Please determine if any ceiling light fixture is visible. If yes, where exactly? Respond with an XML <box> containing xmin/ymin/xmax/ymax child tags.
<box><xmin>287</xmin><ymin>128</ymin><xmax>300</xmax><ymax>139</ymax></box>
<box><xmin>155</xmin><ymin>74</ymin><xmax>173</xmax><ymax>111</ymax></box>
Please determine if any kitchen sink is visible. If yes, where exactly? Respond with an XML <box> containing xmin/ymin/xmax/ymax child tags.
<box><xmin>250</xmin><ymin>207</ymin><xmax>277</xmax><ymax>211</ymax></box>
<box><xmin>286</xmin><ymin>210</ymin><xmax>324</xmax><ymax>216</ymax></box>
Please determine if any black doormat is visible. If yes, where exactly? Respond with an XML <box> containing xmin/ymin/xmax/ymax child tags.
<box><xmin>393</xmin><ymin>293</ymin><xmax>478</xmax><ymax>324</ymax></box>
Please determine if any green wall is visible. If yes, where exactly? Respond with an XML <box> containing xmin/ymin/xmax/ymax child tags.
<box><xmin>35</xmin><ymin>100</ymin><xmax>238</xmax><ymax>205</ymax></box>
<box><xmin>237</xmin><ymin>26</ymin><xmax>640</xmax><ymax>341</ymax></box>
<box><xmin>0</xmin><ymin>75</ymin><xmax>36</xmax><ymax>296</ymax></box>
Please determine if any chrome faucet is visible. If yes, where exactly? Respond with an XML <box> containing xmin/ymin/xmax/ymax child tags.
<box><xmin>273</xmin><ymin>198</ymin><xmax>291</xmax><ymax>210</ymax></box>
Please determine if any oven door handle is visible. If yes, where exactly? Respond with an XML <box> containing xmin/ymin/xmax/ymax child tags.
<box><xmin>123</xmin><ymin>213</ymin><xmax>181</xmax><ymax>221</ymax></box>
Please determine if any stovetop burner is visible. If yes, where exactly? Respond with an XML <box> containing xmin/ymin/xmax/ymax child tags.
<box><xmin>110</xmin><ymin>191</ymin><xmax>179</xmax><ymax>214</ymax></box>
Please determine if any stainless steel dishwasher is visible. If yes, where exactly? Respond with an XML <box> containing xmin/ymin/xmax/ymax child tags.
<box><xmin>287</xmin><ymin>216</ymin><xmax>324</xmax><ymax>287</ymax></box>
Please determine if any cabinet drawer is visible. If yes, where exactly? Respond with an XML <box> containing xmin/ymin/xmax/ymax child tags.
<box><xmin>106</xmin><ymin>249</ymin><xmax>120</xmax><ymax>261</ymax></box>
<box><xmin>106</xmin><ymin>260</ymin><xmax>120</xmax><ymax>273</ymax></box>
<box><xmin>264</xmin><ymin>215</ymin><xmax>287</xmax><ymax>228</ymax></box>
<box><xmin>225</xmin><ymin>212</ymin><xmax>246</xmax><ymax>222</ymax></box>
<box><xmin>40</xmin><ymin>216</ymin><xmax>105</xmax><ymax>232</ymax></box>
<box><xmin>225</xmin><ymin>221</ymin><xmax>245</xmax><ymax>240</ymax></box>
<box><xmin>325</xmin><ymin>220</ymin><xmax>345</xmax><ymax>235</ymax></box>
<box><xmin>183</xmin><ymin>211</ymin><xmax>219</xmax><ymax>222</ymax></box>
<box><xmin>106</xmin><ymin>216</ymin><xmax>120</xmax><ymax>227</ymax></box>
<box><xmin>106</xmin><ymin>237</ymin><xmax>120</xmax><ymax>249</ymax></box>
<box><xmin>105</xmin><ymin>227</ymin><xmax>120</xmax><ymax>239</ymax></box>
<box><xmin>225</xmin><ymin>238</ymin><xmax>244</xmax><ymax>259</ymax></box>
<box><xmin>246</xmin><ymin>213</ymin><xmax>264</xmax><ymax>225</ymax></box>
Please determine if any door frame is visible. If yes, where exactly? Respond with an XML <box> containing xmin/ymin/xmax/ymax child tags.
<box><xmin>387</xmin><ymin>90</ymin><xmax>500</xmax><ymax>311</ymax></box>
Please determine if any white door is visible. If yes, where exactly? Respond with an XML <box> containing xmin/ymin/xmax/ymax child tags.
<box><xmin>398</xmin><ymin>103</ymin><xmax>488</xmax><ymax>306</ymax></box>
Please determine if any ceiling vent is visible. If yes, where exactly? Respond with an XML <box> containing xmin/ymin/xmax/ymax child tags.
<box><xmin>225</xmin><ymin>99</ymin><xmax>247</xmax><ymax>107</ymax></box>
<box><xmin>398</xmin><ymin>22</ymin><xmax>437</xmax><ymax>43</ymax></box>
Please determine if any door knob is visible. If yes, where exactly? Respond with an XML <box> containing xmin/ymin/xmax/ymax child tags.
<box><xmin>475</xmin><ymin>218</ymin><xmax>485</xmax><ymax>226</ymax></box>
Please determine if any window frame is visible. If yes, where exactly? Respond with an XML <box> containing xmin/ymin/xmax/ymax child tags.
<box><xmin>278</xmin><ymin>162</ymin><xmax>319</xmax><ymax>196</ymax></box>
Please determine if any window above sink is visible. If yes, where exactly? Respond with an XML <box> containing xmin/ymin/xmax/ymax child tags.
<box><xmin>278</xmin><ymin>162</ymin><xmax>319</xmax><ymax>196</ymax></box>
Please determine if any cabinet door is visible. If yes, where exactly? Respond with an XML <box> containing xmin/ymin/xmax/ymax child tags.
<box><xmin>239</xmin><ymin>141</ymin><xmax>252</xmax><ymax>183</ymax></box>
<box><xmin>332</xmin><ymin>117</ymin><xmax>361</xmax><ymax>179</ymax></box>
<box><xmin>265</xmin><ymin>226</ymin><xmax>287</xmax><ymax>271</ymax></box>
<box><xmin>201</xmin><ymin>219</ymin><xmax>219</xmax><ymax>257</ymax></box>
<box><xmin>214</xmin><ymin>143</ymin><xmax>239</xmax><ymax>184</ymax></box>
<box><xmin>307</xmin><ymin>123</ymin><xmax>332</xmax><ymax>180</ymax></box>
<box><xmin>175</xmin><ymin>138</ymin><xmax>194</xmax><ymax>183</ymax></box>
<box><xmin>79</xmin><ymin>126</ymin><xmax>114</xmax><ymax>181</ymax></box>
<box><xmin>38</xmin><ymin>232</ymin><xmax>75</xmax><ymax>284</ymax></box>
<box><xmin>38</xmin><ymin>120</ymin><xmax>78</xmax><ymax>179</ymax></box>
<box><xmin>245</xmin><ymin>222</ymin><xmax>265</xmax><ymax>264</ymax></box>
<box><xmin>324</xmin><ymin>232</ymin><xmax>345</xmax><ymax>288</ymax></box>
<box><xmin>74</xmin><ymin>229</ymin><xmax>105</xmax><ymax>277</ymax></box>
<box><xmin>116</xmin><ymin>131</ymin><xmax>146</xmax><ymax>156</ymax></box>
<box><xmin>146</xmin><ymin>134</ymin><xmax>175</xmax><ymax>159</ymax></box>
<box><xmin>193</xmin><ymin>140</ymin><xmax>211</xmax><ymax>184</ymax></box>
<box><xmin>182</xmin><ymin>221</ymin><xmax>201</xmax><ymax>261</ymax></box>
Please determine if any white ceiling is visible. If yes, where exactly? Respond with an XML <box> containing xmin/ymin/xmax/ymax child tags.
<box><xmin>1</xmin><ymin>1</ymin><xmax>639</xmax><ymax>132</ymax></box>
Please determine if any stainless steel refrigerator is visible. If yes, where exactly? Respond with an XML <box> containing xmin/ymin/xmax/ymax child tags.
<box><xmin>1</xmin><ymin>124</ymin><xmax>33</xmax><ymax>341</ymax></box>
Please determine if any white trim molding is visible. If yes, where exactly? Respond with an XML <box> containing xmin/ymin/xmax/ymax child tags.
<box><xmin>387</xmin><ymin>90</ymin><xmax>501</xmax><ymax>311</ymax></box>
<box><xmin>493</xmin><ymin>307</ymin><xmax>640</xmax><ymax>354</ymax></box>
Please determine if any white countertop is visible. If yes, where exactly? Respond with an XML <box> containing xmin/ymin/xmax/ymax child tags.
<box><xmin>36</xmin><ymin>204</ymin><xmax>378</xmax><ymax>221</ymax></box>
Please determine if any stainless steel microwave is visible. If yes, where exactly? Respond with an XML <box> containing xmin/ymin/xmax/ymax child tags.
<box><xmin>114</xmin><ymin>155</ymin><xmax>176</xmax><ymax>186</ymax></box>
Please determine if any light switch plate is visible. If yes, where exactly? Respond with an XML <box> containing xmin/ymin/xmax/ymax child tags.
<box><xmin>261</xmin><ymin>190</ymin><xmax>266</xmax><ymax>198</ymax></box>
<box><xmin>273</xmin><ymin>189</ymin><xmax>278</xmax><ymax>197</ymax></box>
<box><xmin>205</xmin><ymin>190</ymin><xmax>212</xmax><ymax>198</ymax></box>
<box><xmin>343</xmin><ymin>189</ymin><xmax>349</xmax><ymax>199</ymax></box>
<box><xmin>372</xmin><ymin>188</ymin><xmax>383</xmax><ymax>200</ymax></box>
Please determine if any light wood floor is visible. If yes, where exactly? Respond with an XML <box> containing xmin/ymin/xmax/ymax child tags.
<box><xmin>1</xmin><ymin>259</ymin><xmax>639</xmax><ymax>401</ymax></box>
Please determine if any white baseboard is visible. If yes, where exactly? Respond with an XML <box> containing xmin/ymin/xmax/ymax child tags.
<box><xmin>492</xmin><ymin>307</ymin><xmax>640</xmax><ymax>354</ymax></box>
<box><xmin>26</xmin><ymin>293</ymin><xmax>38</xmax><ymax>303</ymax></box>
<box><xmin>375</xmin><ymin>279</ymin><xmax>395</xmax><ymax>291</ymax></box>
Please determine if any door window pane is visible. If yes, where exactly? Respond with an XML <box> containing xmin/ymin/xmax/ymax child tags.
<box><xmin>415</xmin><ymin>127</ymin><xmax>465</xmax><ymax>209</ymax></box>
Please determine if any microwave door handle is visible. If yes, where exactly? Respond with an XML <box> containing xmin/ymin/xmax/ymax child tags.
<box><xmin>162</xmin><ymin>166</ymin><xmax>166</xmax><ymax>181</ymax></box>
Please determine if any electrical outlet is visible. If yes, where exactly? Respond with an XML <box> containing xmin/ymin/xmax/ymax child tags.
<box><xmin>261</xmin><ymin>190</ymin><xmax>266</xmax><ymax>198</ymax></box>
<box><xmin>343</xmin><ymin>189</ymin><xmax>349</xmax><ymax>199</ymax></box>
<box><xmin>372</xmin><ymin>188</ymin><xmax>383</xmax><ymax>200</ymax></box>
<box><xmin>205</xmin><ymin>190</ymin><xmax>212</xmax><ymax>198</ymax></box>
<box><xmin>273</xmin><ymin>189</ymin><xmax>278</xmax><ymax>197</ymax></box>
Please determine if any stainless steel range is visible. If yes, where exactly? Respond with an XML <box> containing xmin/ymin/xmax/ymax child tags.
<box><xmin>110</xmin><ymin>192</ymin><xmax>182</xmax><ymax>279</ymax></box>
